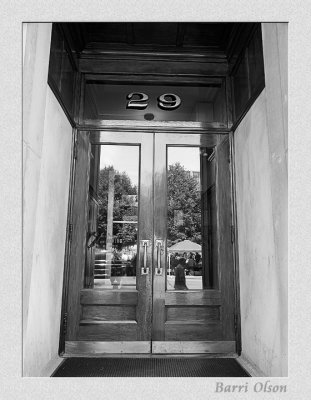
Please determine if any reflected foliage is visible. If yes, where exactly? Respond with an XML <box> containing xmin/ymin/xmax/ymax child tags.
<box><xmin>97</xmin><ymin>166</ymin><xmax>138</xmax><ymax>248</ymax></box>
<box><xmin>167</xmin><ymin>162</ymin><xmax>201</xmax><ymax>247</ymax></box>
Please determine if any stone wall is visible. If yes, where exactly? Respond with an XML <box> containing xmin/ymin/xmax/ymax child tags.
<box><xmin>234</xmin><ymin>23</ymin><xmax>287</xmax><ymax>376</ymax></box>
<box><xmin>23</xmin><ymin>24</ymin><xmax>73</xmax><ymax>376</ymax></box>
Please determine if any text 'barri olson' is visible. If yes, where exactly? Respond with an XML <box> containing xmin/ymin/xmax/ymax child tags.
<box><xmin>215</xmin><ymin>381</ymin><xmax>287</xmax><ymax>393</ymax></box>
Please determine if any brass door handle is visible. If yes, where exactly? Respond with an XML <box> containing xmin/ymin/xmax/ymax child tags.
<box><xmin>141</xmin><ymin>240</ymin><xmax>150</xmax><ymax>275</ymax></box>
<box><xmin>155</xmin><ymin>239</ymin><xmax>163</xmax><ymax>275</ymax></box>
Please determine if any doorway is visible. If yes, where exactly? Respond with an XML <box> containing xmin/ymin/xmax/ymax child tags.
<box><xmin>63</xmin><ymin>128</ymin><xmax>238</xmax><ymax>356</ymax></box>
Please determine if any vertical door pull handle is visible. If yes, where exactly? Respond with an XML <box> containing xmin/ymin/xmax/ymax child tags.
<box><xmin>155</xmin><ymin>240</ymin><xmax>163</xmax><ymax>275</ymax></box>
<box><xmin>141</xmin><ymin>240</ymin><xmax>150</xmax><ymax>275</ymax></box>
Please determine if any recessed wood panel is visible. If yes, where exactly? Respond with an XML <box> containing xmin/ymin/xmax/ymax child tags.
<box><xmin>165</xmin><ymin>290</ymin><xmax>222</xmax><ymax>306</ymax></box>
<box><xmin>80</xmin><ymin>289</ymin><xmax>138</xmax><ymax>305</ymax></box>
<box><xmin>82</xmin><ymin>305</ymin><xmax>136</xmax><ymax>321</ymax></box>
<box><xmin>165</xmin><ymin>322</ymin><xmax>222</xmax><ymax>341</ymax></box>
<box><xmin>78</xmin><ymin>321</ymin><xmax>138</xmax><ymax>340</ymax></box>
<box><xmin>166</xmin><ymin>306</ymin><xmax>220</xmax><ymax>322</ymax></box>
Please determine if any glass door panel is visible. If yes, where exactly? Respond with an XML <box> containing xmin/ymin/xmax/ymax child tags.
<box><xmin>166</xmin><ymin>146</ymin><xmax>219</xmax><ymax>291</ymax></box>
<box><xmin>85</xmin><ymin>145</ymin><xmax>139</xmax><ymax>291</ymax></box>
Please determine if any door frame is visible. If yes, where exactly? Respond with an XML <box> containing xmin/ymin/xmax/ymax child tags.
<box><xmin>58</xmin><ymin>123</ymin><xmax>241</xmax><ymax>357</ymax></box>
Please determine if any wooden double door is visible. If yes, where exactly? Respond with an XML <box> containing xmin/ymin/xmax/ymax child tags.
<box><xmin>64</xmin><ymin>129</ymin><xmax>238</xmax><ymax>356</ymax></box>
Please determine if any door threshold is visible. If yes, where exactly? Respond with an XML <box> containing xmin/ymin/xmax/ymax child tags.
<box><xmin>60</xmin><ymin>352</ymin><xmax>239</xmax><ymax>358</ymax></box>
<box><xmin>62</xmin><ymin>352</ymin><xmax>239</xmax><ymax>359</ymax></box>
<box><xmin>64</xmin><ymin>340</ymin><xmax>237</xmax><ymax>357</ymax></box>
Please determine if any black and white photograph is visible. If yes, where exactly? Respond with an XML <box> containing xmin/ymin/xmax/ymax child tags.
<box><xmin>22</xmin><ymin>20</ymin><xmax>287</xmax><ymax>379</ymax></box>
<box><xmin>1</xmin><ymin>0</ymin><xmax>311</xmax><ymax>398</ymax></box>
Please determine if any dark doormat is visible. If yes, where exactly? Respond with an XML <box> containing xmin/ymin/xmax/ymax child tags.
<box><xmin>52</xmin><ymin>358</ymin><xmax>250</xmax><ymax>377</ymax></box>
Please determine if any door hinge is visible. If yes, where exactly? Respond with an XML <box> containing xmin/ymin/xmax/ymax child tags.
<box><xmin>73</xmin><ymin>140</ymin><xmax>78</xmax><ymax>160</ymax></box>
<box><xmin>63</xmin><ymin>312</ymin><xmax>68</xmax><ymax>335</ymax></box>
<box><xmin>67</xmin><ymin>223</ymin><xmax>73</xmax><ymax>242</ymax></box>
<box><xmin>231</xmin><ymin>225</ymin><xmax>235</xmax><ymax>243</ymax></box>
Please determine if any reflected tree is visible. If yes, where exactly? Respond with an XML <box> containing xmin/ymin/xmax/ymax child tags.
<box><xmin>96</xmin><ymin>163</ymin><xmax>201</xmax><ymax>249</ymax></box>
<box><xmin>167</xmin><ymin>162</ymin><xmax>201</xmax><ymax>247</ymax></box>
<box><xmin>97</xmin><ymin>166</ymin><xmax>138</xmax><ymax>248</ymax></box>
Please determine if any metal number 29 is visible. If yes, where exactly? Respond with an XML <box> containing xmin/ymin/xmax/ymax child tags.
<box><xmin>126</xmin><ymin>92</ymin><xmax>149</xmax><ymax>109</ymax></box>
<box><xmin>158</xmin><ymin>93</ymin><xmax>181</xmax><ymax>110</ymax></box>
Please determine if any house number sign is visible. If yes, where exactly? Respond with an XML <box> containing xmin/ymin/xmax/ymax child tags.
<box><xmin>126</xmin><ymin>92</ymin><xmax>181</xmax><ymax>110</ymax></box>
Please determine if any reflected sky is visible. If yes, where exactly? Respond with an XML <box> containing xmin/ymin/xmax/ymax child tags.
<box><xmin>167</xmin><ymin>147</ymin><xmax>200</xmax><ymax>170</ymax></box>
<box><xmin>100</xmin><ymin>145</ymin><xmax>139</xmax><ymax>185</ymax></box>
<box><xmin>100</xmin><ymin>145</ymin><xmax>200</xmax><ymax>186</ymax></box>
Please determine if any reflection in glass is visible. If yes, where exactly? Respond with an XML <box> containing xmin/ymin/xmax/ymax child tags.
<box><xmin>48</xmin><ymin>24</ymin><xmax>75</xmax><ymax>117</ymax></box>
<box><xmin>85</xmin><ymin>145</ymin><xmax>139</xmax><ymax>290</ymax></box>
<box><xmin>233</xmin><ymin>54</ymin><xmax>250</xmax><ymax>119</ymax></box>
<box><xmin>232</xmin><ymin>27</ymin><xmax>265</xmax><ymax>121</ymax></box>
<box><xmin>166</xmin><ymin>146</ymin><xmax>218</xmax><ymax>290</ymax></box>
<box><xmin>248</xmin><ymin>27</ymin><xmax>265</xmax><ymax>95</ymax></box>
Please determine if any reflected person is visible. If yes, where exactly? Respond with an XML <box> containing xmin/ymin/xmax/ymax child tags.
<box><xmin>174</xmin><ymin>257</ymin><xmax>188</xmax><ymax>290</ymax></box>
